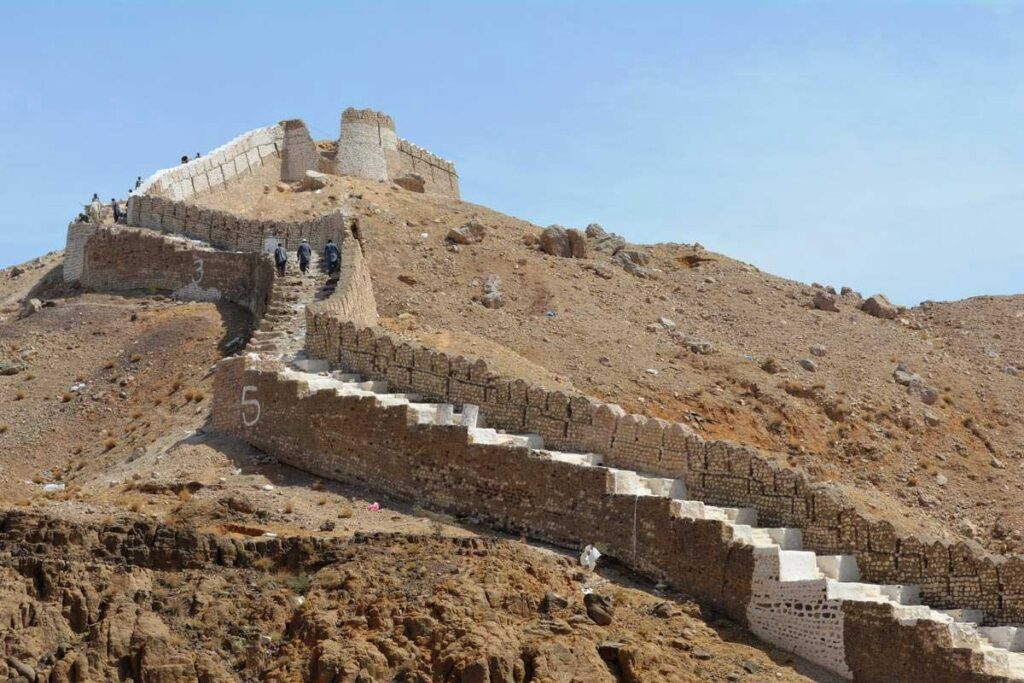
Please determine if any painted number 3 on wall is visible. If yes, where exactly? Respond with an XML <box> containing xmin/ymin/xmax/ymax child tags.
<box><xmin>192</xmin><ymin>258</ymin><xmax>205</xmax><ymax>285</ymax></box>
<box><xmin>241</xmin><ymin>385</ymin><xmax>261</xmax><ymax>426</ymax></box>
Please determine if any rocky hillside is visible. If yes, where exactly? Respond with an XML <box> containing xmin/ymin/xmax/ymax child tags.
<box><xmin>193</xmin><ymin>159</ymin><xmax>1024</xmax><ymax>555</ymax></box>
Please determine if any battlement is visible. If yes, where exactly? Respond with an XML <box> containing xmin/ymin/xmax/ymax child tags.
<box><xmin>341</xmin><ymin>107</ymin><xmax>395</xmax><ymax>131</ymax></box>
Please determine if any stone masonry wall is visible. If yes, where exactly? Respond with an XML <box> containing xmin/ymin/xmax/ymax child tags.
<box><xmin>80</xmin><ymin>228</ymin><xmax>274</xmax><ymax>319</ymax></box>
<box><xmin>126</xmin><ymin>195</ymin><xmax>346</xmax><ymax>254</ymax></box>
<box><xmin>280</xmin><ymin>119</ymin><xmax>318</xmax><ymax>183</ymax></box>
<box><xmin>302</xmin><ymin>314</ymin><xmax>1024</xmax><ymax>624</ymax></box>
<box><xmin>63</xmin><ymin>221</ymin><xmax>100</xmax><ymax>283</ymax></box>
<box><xmin>389</xmin><ymin>139</ymin><xmax>460</xmax><ymax>198</ymax></box>
<box><xmin>305</xmin><ymin>223</ymin><xmax>378</xmax><ymax>350</ymax></box>
<box><xmin>137</xmin><ymin>125</ymin><xmax>285</xmax><ymax>201</ymax></box>
<box><xmin>210</xmin><ymin>355</ymin><xmax>1008</xmax><ymax>683</ymax></box>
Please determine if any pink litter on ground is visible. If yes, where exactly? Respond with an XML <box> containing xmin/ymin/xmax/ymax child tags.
<box><xmin>368</xmin><ymin>502</ymin><xmax>381</xmax><ymax>512</ymax></box>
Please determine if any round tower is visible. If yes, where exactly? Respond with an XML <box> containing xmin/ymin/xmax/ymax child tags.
<box><xmin>334</xmin><ymin>108</ymin><xmax>396</xmax><ymax>182</ymax></box>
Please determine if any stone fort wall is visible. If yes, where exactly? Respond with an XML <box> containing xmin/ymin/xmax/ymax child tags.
<box><xmin>80</xmin><ymin>227</ymin><xmax>275</xmax><ymax>319</ymax></box>
<box><xmin>125</xmin><ymin>195</ymin><xmax>346</xmax><ymax>254</ymax></box>
<box><xmin>303</xmin><ymin>317</ymin><xmax>1024</xmax><ymax>625</ymax></box>
<box><xmin>137</xmin><ymin>125</ymin><xmax>285</xmax><ymax>201</ymax></box>
<box><xmin>210</xmin><ymin>354</ymin><xmax>1007</xmax><ymax>683</ymax></box>
<box><xmin>329</xmin><ymin>108</ymin><xmax>459</xmax><ymax>198</ymax></box>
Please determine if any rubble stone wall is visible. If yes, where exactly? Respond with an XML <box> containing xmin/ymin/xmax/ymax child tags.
<box><xmin>125</xmin><ymin>195</ymin><xmax>346</xmax><ymax>254</ymax></box>
<box><xmin>137</xmin><ymin>125</ymin><xmax>285</xmax><ymax>201</ymax></box>
<box><xmin>80</xmin><ymin>228</ymin><xmax>274</xmax><ymax>318</ymax></box>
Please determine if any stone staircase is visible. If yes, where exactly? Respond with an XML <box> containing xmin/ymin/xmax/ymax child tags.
<box><xmin>248</xmin><ymin>257</ymin><xmax>338</xmax><ymax>357</ymax></box>
<box><xmin>275</xmin><ymin>359</ymin><xmax>1024</xmax><ymax>681</ymax></box>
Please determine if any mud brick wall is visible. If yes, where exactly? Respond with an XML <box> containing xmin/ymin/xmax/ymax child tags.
<box><xmin>389</xmin><ymin>139</ymin><xmax>460</xmax><ymax>198</ymax></box>
<box><xmin>137</xmin><ymin>125</ymin><xmax>284</xmax><ymax>201</ymax></box>
<box><xmin>126</xmin><ymin>195</ymin><xmax>345</xmax><ymax>254</ymax></box>
<box><xmin>80</xmin><ymin>228</ymin><xmax>274</xmax><ymax>318</ymax></box>
<box><xmin>211</xmin><ymin>356</ymin><xmax>1006</xmax><ymax>683</ymax></box>
<box><xmin>302</xmin><ymin>315</ymin><xmax>1023</xmax><ymax>624</ymax></box>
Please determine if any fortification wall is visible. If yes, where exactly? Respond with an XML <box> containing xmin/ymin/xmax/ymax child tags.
<box><xmin>305</xmin><ymin>225</ymin><xmax>378</xmax><ymax>344</ymax></box>
<box><xmin>334</xmin><ymin>108</ymin><xmax>392</xmax><ymax>182</ymax></box>
<box><xmin>125</xmin><ymin>195</ymin><xmax>346</xmax><ymax>253</ymax></box>
<box><xmin>63</xmin><ymin>221</ymin><xmax>100</xmax><ymax>283</ymax></box>
<box><xmin>80</xmin><ymin>228</ymin><xmax>274</xmax><ymax>318</ymax></box>
<box><xmin>137</xmin><ymin>124</ymin><xmax>285</xmax><ymax>201</ymax></box>
<box><xmin>302</xmin><ymin>317</ymin><xmax>1023</xmax><ymax>624</ymax></box>
<box><xmin>332</xmin><ymin>108</ymin><xmax>460</xmax><ymax>198</ymax></box>
<box><xmin>211</xmin><ymin>355</ymin><xmax>1006</xmax><ymax>683</ymax></box>
<box><xmin>279</xmin><ymin>119</ymin><xmax>318</xmax><ymax>183</ymax></box>
<box><xmin>389</xmin><ymin>139</ymin><xmax>460</xmax><ymax>198</ymax></box>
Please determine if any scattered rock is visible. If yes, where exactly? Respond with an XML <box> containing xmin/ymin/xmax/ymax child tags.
<box><xmin>541</xmin><ymin>592</ymin><xmax>569</xmax><ymax>613</ymax></box>
<box><xmin>918</xmin><ymin>492</ymin><xmax>940</xmax><ymax>508</ymax></box>
<box><xmin>0</xmin><ymin>361</ymin><xmax>26</xmax><ymax>376</ymax></box>
<box><xmin>596</xmin><ymin>640</ymin><xmax>624</xmax><ymax>662</ymax></box>
<box><xmin>674</xmin><ymin>334</ymin><xmax>716</xmax><ymax>355</ymax></box>
<box><xmin>612</xmin><ymin>249</ymin><xmax>656</xmax><ymax>278</ymax></box>
<box><xmin>19</xmin><ymin>298</ymin><xmax>42</xmax><ymax>319</ymax></box>
<box><xmin>319</xmin><ymin>520</ymin><xmax>336</xmax><ymax>532</ymax></box>
<box><xmin>446</xmin><ymin>222</ymin><xmax>486</xmax><ymax>245</ymax></box>
<box><xmin>812</xmin><ymin>291</ymin><xmax>840</xmax><ymax>312</ymax></box>
<box><xmin>1003</xmin><ymin>365</ymin><xmax>1019</xmax><ymax>377</ymax></box>
<box><xmin>861</xmin><ymin>294</ymin><xmax>899</xmax><ymax>320</ymax></box>
<box><xmin>658</xmin><ymin>317</ymin><xmax>676</xmax><ymax>330</ymax></box>
<box><xmin>760</xmin><ymin>358</ymin><xmax>782</xmax><ymax>375</ymax></box>
<box><xmin>917</xmin><ymin>385</ymin><xmax>939</xmax><ymax>405</ymax></box>
<box><xmin>810</xmin><ymin>344</ymin><xmax>827</xmax><ymax>357</ymax></box>
<box><xmin>651</xmin><ymin>602</ymin><xmax>680</xmax><ymax>618</ymax></box>
<box><xmin>991</xmin><ymin>455</ymin><xmax>1006</xmax><ymax>469</ymax></box>
<box><xmin>393</xmin><ymin>172</ymin><xmax>426</xmax><ymax>193</ymax></box>
<box><xmin>923</xmin><ymin>410</ymin><xmax>942</xmax><ymax>427</ymax></box>
<box><xmin>397</xmin><ymin>274</ymin><xmax>418</xmax><ymax>286</ymax></box>
<box><xmin>583</xmin><ymin>592</ymin><xmax>614</xmax><ymax>626</ymax></box>
<box><xmin>935</xmin><ymin>473</ymin><xmax>948</xmax><ymax>486</ymax></box>
<box><xmin>798</xmin><ymin>359</ymin><xmax>817</xmax><ymax>372</ymax></box>
<box><xmin>584</xmin><ymin>263</ymin><xmax>614</xmax><ymax>279</ymax></box>
<box><xmin>480</xmin><ymin>274</ymin><xmax>506</xmax><ymax>309</ymax></box>
<box><xmin>893</xmin><ymin>363</ymin><xmax>923</xmax><ymax>387</ymax></box>
<box><xmin>690</xmin><ymin>648</ymin><xmax>712</xmax><ymax>661</ymax></box>
<box><xmin>301</xmin><ymin>170</ymin><xmax>329</xmax><ymax>191</ymax></box>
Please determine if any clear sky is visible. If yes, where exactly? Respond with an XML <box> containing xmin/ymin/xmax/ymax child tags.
<box><xmin>1</xmin><ymin>1</ymin><xmax>1021</xmax><ymax>305</ymax></box>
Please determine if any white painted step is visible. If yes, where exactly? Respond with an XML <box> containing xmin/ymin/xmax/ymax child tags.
<box><xmin>777</xmin><ymin>550</ymin><xmax>822</xmax><ymax>582</ymax></box>
<box><xmin>980</xmin><ymin>626</ymin><xmax>1024</xmax><ymax>652</ymax></box>
<box><xmin>468</xmin><ymin>428</ymin><xmax>542</xmax><ymax>449</ymax></box>
<box><xmin>545</xmin><ymin>451</ymin><xmax>603</xmax><ymax>467</ymax></box>
<box><xmin>817</xmin><ymin>554</ymin><xmax>861</xmax><ymax>582</ymax></box>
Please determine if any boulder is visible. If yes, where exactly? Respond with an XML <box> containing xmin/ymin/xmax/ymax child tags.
<box><xmin>585</xmin><ymin>223</ymin><xmax>626</xmax><ymax>254</ymax></box>
<box><xmin>447</xmin><ymin>222</ymin><xmax>486</xmax><ymax>245</ymax></box>
<box><xmin>566</xmin><ymin>228</ymin><xmax>588</xmax><ymax>258</ymax></box>
<box><xmin>812</xmin><ymin>291</ymin><xmax>840</xmax><ymax>312</ymax></box>
<box><xmin>584</xmin><ymin>592</ymin><xmax>614</xmax><ymax>626</ymax></box>
<box><xmin>799</xmin><ymin>358</ymin><xmax>817</xmax><ymax>372</ymax></box>
<box><xmin>539</xmin><ymin>225</ymin><xmax>571</xmax><ymax>257</ymax></box>
<box><xmin>301</xmin><ymin>170</ymin><xmax>329</xmax><ymax>191</ymax></box>
<box><xmin>394</xmin><ymin>172</ymin><xmax>426</xmax><ymax>193</ymax></box>
<box><xmin>19</xmin><ymin>298</ymin><xmax>42</xmax><ymax>319</ymax></box>
<box><xmin>480</xmin><ymin>274</ymin><xmax>506</xmax><ymax>309</ymax></box>
<box><xmin>810</xmin><ymin>344</ymin><xmax>828</xmax><ymax>357</ymax></box>
<box><xmin>861</xmin><ymin>294</ymin><xmax>899</xmax><ymax>320</ymax></box>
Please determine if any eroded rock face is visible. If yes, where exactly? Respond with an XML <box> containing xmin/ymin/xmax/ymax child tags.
<box><xmin>861</xmin><ymin>294</ymin><xmax>899</xmax><ymax>320</ymax></box>
<box><xmin>813</xmin><ymin>291</ymin><xmax>840</xmax><ymax>313</ymax></box>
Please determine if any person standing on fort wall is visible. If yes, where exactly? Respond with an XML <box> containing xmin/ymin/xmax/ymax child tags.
<box><xmin>324</xmin><ymin>239</ymin><xmax>340</xmax><ymax>276</ymax></box>
<box><xmin>274</xmin><ymin>243</ymin><xmax>288</xmax><ymax>277</ymax></box>
<box><xmin>297</xmin><ymin>239</ymin><xmax>312</xmax><ymax>275</ymax></box>
<box><xmin>111</xmin><ymin>198</ymin><xmax>122</xmax><ymax>223</ymax></box>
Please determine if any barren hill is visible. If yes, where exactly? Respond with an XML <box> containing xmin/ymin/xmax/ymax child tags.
<box><xmin>192</xmin><ymin>157</ymin><xmax>1024</xmax><ymax>556</ymax></box>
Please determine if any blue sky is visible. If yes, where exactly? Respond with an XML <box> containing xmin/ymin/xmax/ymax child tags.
<box><xmin>1</xmin><ymin>1</ymin><xmax>1021</xmax><ymax>305</ymax></box>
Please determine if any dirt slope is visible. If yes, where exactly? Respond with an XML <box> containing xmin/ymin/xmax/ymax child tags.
<box><xmin>192</xmin><ymin>159</ymin><xmax>1024</xmax><ymax>554</ymax></box>
<box><xmin>0</xmin><ymin>255</ymin><xmax>829</xmax><ymax>682</ymax></box>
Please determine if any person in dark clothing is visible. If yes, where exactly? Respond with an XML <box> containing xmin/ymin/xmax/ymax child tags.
<box><xmin>324</xmin><ymin>239</ymin><xmax>340</xmax><ymax>275</ymax></box>
<box><xmin>181</xmin><ymin>155</ymin><xmax>189</xmax><ymax>164</ymax></box>
<box><xmin>297</xmin><ymin>239</ymin><xmax>312</xmax><ymax>275</ymax></box>
<box><xmin>135</xmin><ymin>176</ymin><xmax>142</xmax><ymax>189</ymax></box>
<box><xmin>273</xmin><ymin>243</ymin><xmax>288</xmax><ymax>277</ymax></box>
<box><xmin>111</xmin><ymin>198</ymin><xmax>122</xmax><ymax>223</ymax></box>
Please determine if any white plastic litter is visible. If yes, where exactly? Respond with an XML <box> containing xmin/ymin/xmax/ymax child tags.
<box><xmin>580</xmin><ymin>544</ymin><xmax>602</xmax><ymax>571</ymax></box>
<box><xmin>42</xmin><ymin>483</ymin><xmax>66</xmax><ymax>493</ymax></box>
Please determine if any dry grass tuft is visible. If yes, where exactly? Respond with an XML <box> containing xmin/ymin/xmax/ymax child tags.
<box><xmin>103</xmin><ymin>438</ymin><xmax>117</xmax><ymax>452</ymax></box>
<box><xmin>61</xmin><ymin>392</ymin><xmax>74</xmax><ymax>402</ymax></box>
<box><xmin>338</xmin><ymin>506</ymin><xmax>354</xmax><ymax>518</ymax></box>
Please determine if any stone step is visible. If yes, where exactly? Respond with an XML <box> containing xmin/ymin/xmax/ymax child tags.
<box><xmin>468</xmin><ymin>428</ymin><xmax>542</xmax><ymax>449</ymax></box>
<box><xmin>544</xmin><ymin>451</ymin><xmax>603</xmax><ymax>467</ymax></box>
<box><xmin>980</xmin><ymin>626</ymin><xmax>1024</xmax><ymax>652</ymax></box>
<box><xmin>776</xmin><ymin>549</ymin><xmax>823</xmax><ymax>582</ymax></box>
<box><xmin>816</xmin><ymin>554</ymin><xmax>861</xmax><ymax>582</ymax></box>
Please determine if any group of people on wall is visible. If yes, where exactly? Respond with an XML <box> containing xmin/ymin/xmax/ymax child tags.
<box><xmin>273</xmin><ymin>239</ymin><xmax>340</xmax><ymax>277</ymax></box>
